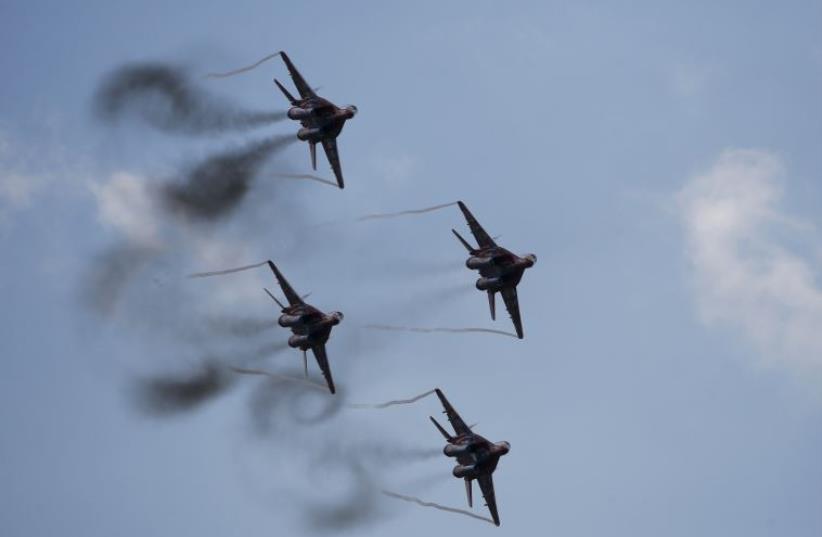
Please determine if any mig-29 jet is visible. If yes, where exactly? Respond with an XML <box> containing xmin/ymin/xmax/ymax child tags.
<box><xmin>452</xmin><ymin>201</ymin><xmax>536</xmax><ymax>339</ymax></box>
<box><xmin>275</xmin><ymin>51</ymin><xmax>357</xmax><ymax>189</ymax></box>
<box><xmin>265</xmin><ymin>261</ymin><xmax>343</xmax><ymax>394</ymax></box>
<box><xmin>430</xmin><ymin>388</ymin><xmax>510</xmax><ymax>526</ymax></box>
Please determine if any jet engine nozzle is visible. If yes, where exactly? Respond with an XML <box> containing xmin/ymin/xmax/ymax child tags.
<box><xmin>297</xmin><ymin>127</ymin><xmax>321</xmax><ymax>141</ymax></box>
<box><xmin>287</xmin><ymin>107</ymin><xmax>311</xmax><ymax>120</ymax></box>
<box><xmin>288</xmin><ymin>334</ymin><xmax>310</xmax><ymax>349</ymax></box>
<box><xmin>278</xmin><ymin>314</ymin><xmax>303</xmax><ymax>328</ymax></box>
<box><xmin>452</xmin><ymin>464</ymin><xmax>477</xmax><ymax>479</ymax></box>
<box><xmin>466</xmin><ymin>256</ymin><xmax>493</xmax><ymax>270</ymax></box>
<box><xmin>443</xmin><ymin>443</ymin><xmax>472</xmax><ymax>457</ymax></box>
<box><xmin>476</xmin><ymin>276</ymin><xmax>501</xmax><ymax>291</ymax></box>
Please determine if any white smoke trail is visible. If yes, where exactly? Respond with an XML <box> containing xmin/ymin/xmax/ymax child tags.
<box><xmin>356</xmin><ymin>201</ymin><xmax>457</xmax><ymax>221</ymax></box>
<box><xmin>187</xmin><ymin>260</ymin><xmax>268</xmax><ymax>278</ymax></box>
<box><xmin>347</xmin><ymin>389</ymin><xmax>436</xmax><ymax>409</ymax></box>
<box><xmin>381</xmin><ymin>490</ymin><xmax>495</xmax><ymax>525</ymax></box>
<box><xmin>364</xmin><ymin>324</ymin><xmax>518</xmax><ymax>338</ymax></box>
<box><xmin>271</xmin><ymin>172</ymin><xmax>339</xmax><ymax>188</ymax></box>
<box><xmin>230</xmin><ymin>366</ymin><xmax>329</xmax><ymax>393</ymax></box>
<box><xmin>205</xmin><ymin>52</ymin><xmax>281</xmax><ymax>79</ymax></box>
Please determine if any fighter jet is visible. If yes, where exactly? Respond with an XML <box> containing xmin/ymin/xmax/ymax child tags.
<box><xmin>430</xmin><ymin>388</ymin><xmax>509</xmax><ymax>526</ymax></box>
<box><xmin>452</xmin><ymin>201</ymin><xmax>536</xmax><ymax>339</ymax></box>
<box><xmin>264</xmin><ymin>260</ymin><xmax>343</xmax><ymax>394</ymax></box>
<box><xmin>274</xmin><ymin>51</ymin><xmax>357</xmax><ymax>189</ymax></box>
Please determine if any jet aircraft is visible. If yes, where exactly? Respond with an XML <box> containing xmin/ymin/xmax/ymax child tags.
<box><xmin>452</xmin><ymin>201</ymin><xmax>536</xmax><ymax>338</ymax></box>
<box><xmin>275</xmin><ymin>51</ymin><xmax>357</xmax><ymax>189</ymax></box>
<box><xmin>430</xmin><ymin>388</ymin><xmax>509</xmax><ymax>526</ymax></box>
<box><xmin>265</xmin><ymin>260</ymin><xmax>343</xmax><ymax>394</ymax></box>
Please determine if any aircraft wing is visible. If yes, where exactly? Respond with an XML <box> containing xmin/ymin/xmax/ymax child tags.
<box><xmin>311</xmin><ymin>343</ymin><xmax>336</xmax><ymax>394</ymax></box>
<box><xmin>267</xmin><ymin>261</ymin><xmax>304</xmax><ymax>306</ymax></box>
<box><xmin>279</xmin><ymin>51</ymin><xmax>316</xmax><ymax>100</ymax></box>
<box><xmin>321</xmin><ymin>137</ymin><xmax>344</xmax><ymax>189</ymax></box>
<box><xmin>476</xmin><ymin>473</ymin><xmax>501</xmax><ymax>526</ymax></box>
<box><xmin>434</xmin><ymin>388</ymin><xmax>471</xmax><ymax>436</ymax></box>
<box><xmin>499</xmin><ymin>286</ymin><xmax>523</xmax><ymax>339</ymax></box>
<box><xmin>457</xmin><ymin>201</ymin><xmax>496</xmax><ymax>249</ymax></box>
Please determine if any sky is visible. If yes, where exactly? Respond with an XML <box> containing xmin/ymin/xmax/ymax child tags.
<box><xmin>1</xmin><ymin>1</ymin><xmax>821</xmax><ymax>536</ymax></box>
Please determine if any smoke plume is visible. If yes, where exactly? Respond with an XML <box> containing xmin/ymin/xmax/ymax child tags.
<box><xmin>162</xmin><ymin>135</ymin><xmax>296</xmax><ymax>221</ymax></box>
<box><xmin>95</xmin><ymin>63</ymin><xmax>285</xmax><ymax>135</ymax></box>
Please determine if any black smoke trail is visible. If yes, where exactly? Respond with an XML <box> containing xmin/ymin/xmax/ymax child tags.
<box><xmin>162</xmin><ymin>134</ymin><xmax>295</xmax><ymax>221</ymax></box>
<box><xmin>95</xmin><ymin>63</ymin><xmax>285</xmax><ymax>135</ymax></box>
<box><xmin>132</xmin><ymin>341</ymin><xmax>290</xmax><ymax>416</ymax></box>
<box><xmin>304</xmin><ymin>458</ymin><xmax>381</xmax><ymax>532</ymax></box>
<box><xmin>133</xmin><ymin>363</ymin><xmax>232</xmax><ymax>415</ymax></box>
<box><xmin>83</xmin><ymin>243</ymin><xmax>160</xmax><ymax>315</ymax></box>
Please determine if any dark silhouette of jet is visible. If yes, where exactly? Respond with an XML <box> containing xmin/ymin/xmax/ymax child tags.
<box><xmin>452</xmin><ymin>201</ymin><xmax>536</xmax><ymax>339</ymax></box>
<box><xmin>264</xmin><ymin>261</ymin><xmax>343</xmax><ymax>394</ymax></box>
<box><xmin>430</xmin><ymin>388</ymin><xmax>509</xmax><ymax>526</ymax></box>
<box><xmin>274</xmin><ymin>51</ymin><xmax>357</xmax><ymax>189</ymax></box>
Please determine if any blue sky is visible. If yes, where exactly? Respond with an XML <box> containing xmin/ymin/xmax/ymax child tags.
<box><xmin>2</xmin><ymin>1</ymin><xmax>821</xmax><ymax>536</ymax></box>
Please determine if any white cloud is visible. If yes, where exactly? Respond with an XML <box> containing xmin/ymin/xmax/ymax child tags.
<box><xmin>0</xmin><ymin>132</ymin><xmax>43</xmax><ymax>227</ymax></box>
<box><xmin>90</xmin><ymin>172</ymin><xmax>163</xmax><ymax>246</ymax></box>
<box><xmin>678</xmin><ymin>149</ymin><xmax>822</xmax><ymax>377</ymax></box>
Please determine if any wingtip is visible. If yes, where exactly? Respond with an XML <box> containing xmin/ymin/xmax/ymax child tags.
<box><xmin>457</xmin><ymin>200</ymin><xmax>467</xmax><ymax>210</ymax></box>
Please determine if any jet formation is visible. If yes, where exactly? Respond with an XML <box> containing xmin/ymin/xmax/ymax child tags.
<box><xmin>188</xmin><ymin>52</ymin><xmax>540</xmax><ymax>526</ymax></box>
<box><xmin>275</xmin><ymin>51</ymin><xmax>357</xmax><ymax>189</ymax></box>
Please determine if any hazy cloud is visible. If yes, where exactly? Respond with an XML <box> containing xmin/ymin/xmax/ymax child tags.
<box><xmin>90</xmin><ymin>172</ymin><xmax>163</xmax><ymax>246</ymax></box>
<box><xmin>678</xmin><ymin>149</ymin><xmax>822</xmax><ymax>377</ymax></box>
